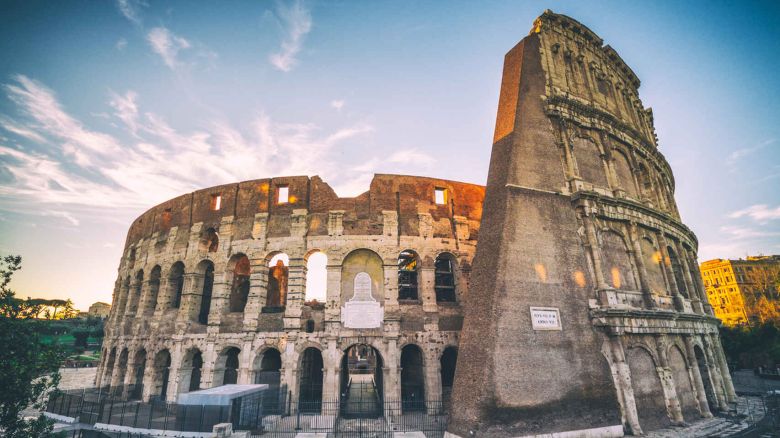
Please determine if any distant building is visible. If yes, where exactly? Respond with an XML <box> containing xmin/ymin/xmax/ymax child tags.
<box><xmin>701</xmin><ymin>256</ymin><xmax>780</xmax><ymax>326</ymax></box>
<box><xmin>88</xmin><ymin>302</ymin><xmax>111</xmax><ymax>319</ymax></box>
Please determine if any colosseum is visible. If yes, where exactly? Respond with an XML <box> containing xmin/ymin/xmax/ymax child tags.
<box><xmin>97</xmin><ymin>10</ymin><xmax>736</xmax><ymax>437</ymax></box>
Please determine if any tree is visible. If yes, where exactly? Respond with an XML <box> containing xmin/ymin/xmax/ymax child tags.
<box><xmin>0</xmin><ymin>255</ymin><xmax>63</xmax><ymax>437</ymax></box>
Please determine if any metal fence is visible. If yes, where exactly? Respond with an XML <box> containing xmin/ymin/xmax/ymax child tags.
<box><xmin>46</xmin><ymin>386</ymin><xmax>448</xmax><ymax>437</ymax></box>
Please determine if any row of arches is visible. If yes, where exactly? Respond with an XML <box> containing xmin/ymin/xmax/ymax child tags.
<box><xmin>568</xmin><ymin>134</ymin><xmax>677</xmax><ymax>216</ymax></box>
<box><xmin>98</xmin><ymin>342</ymin><xmax>459</xmax><ymax>415</ymax></box>
<box><xmin>113</xmin><ymin>248</ymin><xmax>462</xmax><ymax>326</ymax></box>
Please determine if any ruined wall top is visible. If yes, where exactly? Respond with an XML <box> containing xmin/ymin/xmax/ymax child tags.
<box><xmin>123</xmin><ymin>174</ymin><xmax>485</xmax><ymax>251</ymax></box>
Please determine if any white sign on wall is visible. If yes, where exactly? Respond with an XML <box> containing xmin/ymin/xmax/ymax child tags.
<box><xmin>341</xmin><ymin>272</ymin><xmax>383</xmax><ymax>329</ymax></box>
<box><xmin>530</xmin><ymin>307</ymin><xmax>562</xmax><ymax>331</ymax></box>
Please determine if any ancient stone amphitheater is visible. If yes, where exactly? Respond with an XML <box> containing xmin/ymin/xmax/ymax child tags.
<box><xmin>97</xmin><ymin>10</ymin><xmax>737</xmax><ymax>436</ymax></box>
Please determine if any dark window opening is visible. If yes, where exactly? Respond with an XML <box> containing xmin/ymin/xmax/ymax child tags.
<box><xmin>265</xmin><ymin>256</ymin><xmax>289</xmax><ymax>309</ymax></box>
<box><xmin>223</xmin><ymin>347</ymin><xmax>240</xmax><ymax>385</ymax></box>
<box><xmin>229</xmin><ymin>255</ymin><xmax>251</xmax><ymax>312</ymax></box>
<box><xmin>189</xmin><ymin>351</ymin><xmax>203</xmax><ymax>392</ymax></box>
<box><xmin>169</xmin><ymin>262</ymin><xmax>185</xmax><ymax>309</ymax></box>
<box><xmin>210</xmin><ymin>194</ymin><xmax>222</xmax><ymax>211</ymax></box>
<box><xmin>435</xmin><ymin>255</ymin><xmax>456</xmax><ymax>303</ymax></box>
<box><xmin>198</xmin><ymin>264</ymin><xmax>214</xmax><ymax>324</ymax></box>
<box><xmin>398</xmin><ymin>250</ymin><xmax>419</xmax><ymax>301</ymax></box>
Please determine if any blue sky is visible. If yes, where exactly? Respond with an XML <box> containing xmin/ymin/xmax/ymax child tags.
<box><xmin>0</xmin><ymin>0</ymin><xmax>778</xmax><ymax>310</ymax></box>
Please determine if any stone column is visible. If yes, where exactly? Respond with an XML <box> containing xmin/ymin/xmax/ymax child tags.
<box><xmin>284</xmin><ymin>257</ymin><xmax>305</xmax><ymax>329</ymax></box>
<box><xmin>177</xmin><ymin>272</ymin><xmax>203</xmax><ymax>329</ymax></box>
<box><xmin>420</xmin><ymin>267</ymin><xmax>437</xmax><ymax>313</ymax></box>
<box><xmin>153</xmin><ymin>276</ymin><xmax>170</xmax><ymax>317</ymax></box>
<box><xmin>141</xmin><ymin>353</ymin><xmax>157</xmax><ymax>401</ymax></box>
<box><xmin>168</xmin><ymin>341</ymin><xmax>184</xmax><ymax>399</ymax></box>
<box><xmin>683</xmin><ymin>335</ymin><xmax>713</xmax><ymax>418</ymax></box>
<box><xmin>323</xmin><ymin>336</ymin><xmax>340</xmax><ymax>413</ymax></box>
<box><xmin>657</xmin><ymin>233</ymin><xmax>685</xmax><ymax>312</ymax></box>
<box><xmin>687</xmin><ymin>251</ymin><xmax>714</xmax><ymax>316</ymax></box>
<box><xmin>701</xmin><ymin>336</ymin><xmax>729</xmax><ymax>411</ymax></box>
<box><xmin>325</xmin><ymin>265</ymin><xmax>342</xmax><ymax>322</ymax></box>
<box><xmin>675</xmin><ymin>241</ymin><xmax>702</xmax><ymax>314</ymax></box>
<box><xmin>628</xmin><ymin>222</ymin><xmax>657</xmax><ymax>309</ymax></box>
<box><xmin>243</xmin><ymin>258</ymin><xmax>268</xmax><ymax>330</ymax></box>
<box><xmin>710</xmin><ymin>334</ymin><xmax>737</xmax><ymax>403</ymax></box>
<box><xmin>383</xmin><ymin>262</ymin><xmax>399</xmax><ymax>312</ymax></box>
<box><xmin>655</xmin><ymin>335</ymin><xmax>685</xmax><ymax>425</ymax></box>
<box><xmin>582</xmin><ymin>213</ymin><xmax>609</xmax><ymax>294</ymax></box>
<box><xmin>605</xmin><ymin>336</ymin><xmax>642</xmax><ymax>435</ymax></box>
<box><xmin>283</xmin><ymin>335</ymin><xmax>299</xmax><ymax>405</ymax></box>
<box><xmin>201</xmin><ymin>341</ymin><xmax>217</xmax><ymax>389</ymax></box>
<box><xmin>425</xmin><ymin>350</ymin><xmax>442</xmax><ymax>414</ymax></box>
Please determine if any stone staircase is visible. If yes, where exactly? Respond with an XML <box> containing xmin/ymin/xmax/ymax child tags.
<box><xmin>645</xmin><ymin>396</ymin><xmax>770</xmax><ymax>437</ymax></box>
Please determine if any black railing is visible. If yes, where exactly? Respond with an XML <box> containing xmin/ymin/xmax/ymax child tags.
<box><xmin>46</xmin><ymin>386</ymin><xmax>448</xmax><ymax>436</ymax></box>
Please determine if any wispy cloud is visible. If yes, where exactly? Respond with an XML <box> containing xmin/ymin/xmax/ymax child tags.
<box><xmin>0</xmin><ymin>76</ymin><xmax>374</xmax><ymax>225</ymax></box>
<box><xmin>146</xmin><ymin>27</ymin><xmax>191</xmax><ymax>69</ymax></box>
<box><xmin>268</xmin><ymin>0</ymin><xmax>312</xmax><ymax>72</ymax></box>
<box><xmin>331</xmin><ymin>100</ymin><xmax>345</xmax><ymax>111</ymax></box>
<box><xmin>115</xmin><ymin>38</ymin><xmax>128</xmax><ymax>51</ymax></box>
<box><xmin>726</xmin><ymin>138</ymin><xmax>775</xmax><ymax>172</ymax></box>
<box><xmin>116</xmin><ymin>0</ymin><xmax>145</xmax><ymax>25</ymax></box>
<box><xmin>729</xmin><ymin>204</ymin><xmax>780</xmax><ymax>223</ymax></box>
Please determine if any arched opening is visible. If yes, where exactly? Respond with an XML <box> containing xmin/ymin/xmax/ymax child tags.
<box><xmin>305</xmin><ymin>251</ymin><xmax>327</xmax><ymax>304</ymax></box>
<box><xmin>152</xmin><ymin>349</ymin><xmax>172</xmax><ymax>401</ymax></box>
<box><xmin>299</xmin><ymin>347</ymin><xmax>323</xmax><ymax>412</ymax></box>
<box><xmin>612</xmin><ymin>149</ymin><xmax>638</xmax><ymax>198</ymax></box>
<box><xmin>229</xmin><ymin>254</ymin><xmax>251</xmax><ymax>312</ymax></box>
<box><xmin>146</xmin><ymin>265</ymin><xmax>161</xmax><ymax>312</ymax></box>
<box><xmin>254</xmin><ymin>348</ymin><xmax>283</xmax><ymax>414</ymax></box>
<box><xmin>627</xmin><ymin>346</ymin><xmax>671</xmax><ymax>431</ymax></box>
<box><xmin>401</xmin><ymin>344</ymin><xmax>425</xmax><ymax>412</ymax></box>
<box><xmin>129</xmin><ymin>349</ymin><xmax>147</xmax><ymax>400</ymax></box>
<box><xmin>114</xmin><ymin>349</ymin><xmax>129</xmax><ymax>394</ymax></box>
<box><xmin>669</xmin><ymin>345</ymin><xmax>699</xmax><ymax>421</ymax></box>
<box><xmin>118</xmin><ymin>276</ymin><xmax>131</xmax><ymax>317</ymax></box>
<box><xmin>103</xmin><ymin>348</ymin><xmax>117</xmax><ymax>389</ymax></box>
<box><xmin>265</xmin><ymin>253</ymin><xmax>289</xmax><ymax>310</ymax></box>
<box><xmin>600</xmin><ymin>231</ymin><xmax>637</xmax><ymax>290</ymax></box>
<box><xmin>435</xmin><ymin>253</ymin><xmax>457</xmax><ymax>303</ymax></box>
<box><xmin>200</xmin><ymin>227</ymin><xmax>219</xmax><ymax>252</ymax></box>
<box><xmin>169</xmin><ymin>262</ymin><xmax>185</xmax><ymax>309</ymax></box>
<box><xmin>340</xmin><ymin>344</ymin><xmax>384</xmax><ymax>418</ymax></box>
<box><xmin>197</xmin><ymin>261</ymin><xmax>214</xmax><ymax>324</ymax></box>
<box><xmin>572</xmin><ymin>136</ymin><xmax>608</xmax><ymax>187</ymax></box>
<box><xmin>182</xmin><ymin>349</ymin><xmax>203</xmax><ymax>393</ymax></box>
<box><xmin>667</xmin><ymin>246</ymin><xmax>688</xmax><ymax>298</ymax></box>
<box><xmin>694</xmin><ymin>345</ymin><xmax>716</xmax><ymax>411</ymax></box>
<box><xmin>216</xmin><ymin>347</ymin><xmax>241</xmax><ymax>385</ymax></box>
<box><xmin>440</xmin><ymin>347</ymin><xmax>458</xmax><ymax>409</ymax></box>
<box><xmin>398</xmin><ymin>250</ymin><xmax>420</xmax><ymax>301</ymax></box>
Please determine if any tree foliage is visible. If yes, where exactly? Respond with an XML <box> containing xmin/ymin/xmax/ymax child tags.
<box><xmin>720</xmin><ymin>321</ymin><xmax>780</xmax><ymax>369</ymax></box>
<box><xmin>0</xmin><ymin>255</ymin><xmax>64</xmax><ymax>437</ymax></box>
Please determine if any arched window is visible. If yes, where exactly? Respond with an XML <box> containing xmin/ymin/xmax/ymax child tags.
<box><xmin>188</xmin><ymin>350</ymin><xmax>203</xmax><ymax>392</ymax></box>
<box><xmin>265</xmin><ymin>253</ymin><xmax>289</xmax><ymax>309</ymax></box>
<box><xmin>219</xmin><ymin>347</ymin><xmax>240</xmax><ymax>385</ymax></box>
<box><xmin>398</xmin><ymin>250</ymin><xmax>420</xmax><ymax>301</ymax></box>
<box><xmin>600</xmin><ymin>231</ymin><xmax>637</xmax><ymax>291</ymax></box>
<box><xmin>229</xmin><ymin>254</ymin><xmax>251</xmax><ymax>312</ymax></box>
<box><xmin>146</xmin><ymin>266</ymin><xmax>161</xmax><ymax>312</ymax></box>
<box><xmin>299</xmin><ymin>348</ymin><xmax>323</xmax><ymax>412</ymax></box>
<box><xmin>130</xmin><ymin>349</ymin><xmax>147</xmax><ymax>400</ymax></box>
<box><xmin>401</xmin><ymin>344</ymin><xmax>425</xmax><ymax>411</ymax></box>
<box><xmin>199</xmin><ymin>228</ymin><xmax>219</xmax><ymax>253</ymax></box>
<box><xmin>254</xmin><ymin>349</ymin><xmax>282</xmax><ymax>387</ymax></box>
<box><xmin>129</xmin><ymin>270</ymin><xmax>143</xmax><ymax>313</ymax></box>
<box><xmin>305</xmin><ymin>251</ymin><xmax>327</xmax><ymax>304</ymax></box>
<box><xmin>435</xmin><ymin>253</ymin><xmax>457</xmax><ymax>303</ymax></box>
<box><xmin>667</xmin><ymin>246</ymin><xmax>688</xmax><ymax>298</ymax></box>
<box><xmin>169</xmin><ymin>262</ymin><xmax>185</xmax><ymax>309</ymax></box>
<box><xmin>152</xmin><ymin>349</ymin><xmax>171</xmax><ymax>401</ymax></box>
<box><xmin>612</xmin><ymin>149</ymin><xmax>638</xmax><ymax>198</ymax></box>
<box><xmin>198</xmin><ymin>261</ymin><xmax>214</xmax><ymax>324</ymax></box>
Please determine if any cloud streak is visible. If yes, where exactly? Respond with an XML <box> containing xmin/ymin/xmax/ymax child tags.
<box><xmin>268</xmin><ymin>0</ymin><xmax>312</xmax><ymax>72</ymax></box>
<box><xmin>146</xmin><ymin>27</ymin><xmax>191</xmax><ymax>69</ymax></box>
<box><xmin>729</xmin><ymin>204</ymin><xmax>780</xmax><ymax>223</ymax></box>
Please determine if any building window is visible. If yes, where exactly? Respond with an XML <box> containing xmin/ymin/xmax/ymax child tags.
<box><xmin>434</xmin><ymin>253</ymin><xmax>456</xmax><ymax>303</ymax></box>
<box><xmin>435</xmin><ymin>188</ymin><xmax>447</xmax><ymax>205</ymax></box>
<box><xmin>398</xmin><ymin>250</ymin><xmax>419</xmax><ymax>301</ymax></box>
<box><xmin>210</xmin><ymin>194</ymin><xmax>222</xmax><ymax>211</ymax></box>
<box><xmin>277</xmin><ymin>186</ymin><xmax>289</xmax><ymax>204</ymax></box>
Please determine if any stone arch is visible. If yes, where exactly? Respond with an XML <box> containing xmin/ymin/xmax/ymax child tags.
<box><xmin>340</xmin><ymin>343</ymin><xmax>384</xmax><ymax>417</ymax></box>
<box><xmin>400</xmin><ymin>344</ymin><xmax>426</xmax><ymax>411</ymax></box>
<box><xmin>196</xmin><ymin>260</ymin><xmax>215</xmax><ymax>324</ymax></box>
<box><xmin>434</xmin><ymin>252</ymin><xmax>457</xmax><ymax>303</ymax></box>
<box><xmin>626</xmin><ymin>345</ymin><xmax>671</xmax><ymax>431</ymax></box>
<box><xmin>199</xmin><ymin>227</ymin><xmax>219</xmax><ymax>253</ymax></box>
<box><xmin>305</xmin><ymin>250</ymin><xmax>327</xmax><ymax>304</ymax></box>
<box><xmin>636</xmin><ymin>162</ymin><xmax>660</xmax><ymax>207</ymax></box>
<box><xmin>600</xmin><ymin>229</ymin><xmax>637</xmax><ymax>290</ymax></box>
<box><xmin>398</xmin><ymin>249</ymin><xmax>420</xmax><ymax>301</ymax></box>
<box><xmin>668</xmin><ymin>344</ymin><xmax>699</xmax><ymax>421</ymax></box>
<box><xmin>266</xmin><ymin>252</ymin><xmax>289</xmax><ymax>309</ymax></box>
<box><xmin>215</xmin><ymin>346</ymin><xmax>241</xmax><ymax>386</ymax></box>
<box><xmin>572</xmin><ymin>135</ymin><xmax>609</xmax><ymax>187</ymax></box>
<box><xmin>129</xmin><ymin>348</ymin><xmax>147</xmax><ymax>400</ymax></box>
<box><xmin>641</xmin><ymin>236</ymin><xmax>667</xmax><ymax>296</ymax></box>
<box><xmin>128</xmin><ymin>270</ymin><xmax>144</xmax><ymax>313</ymax></box>
<box><xmin>103</xmin><ymin>347</ymin><xmax>117</xmax><ymax>388</ymax></box>
<box><xmin>151</xmin><ymin>349</ymin><xmax>172</xmax><ymax>401</ymax></box>
<box><xmin>612</xmin><ymin>148</ymin><xmax>638</xmax><ymax>198</ymax></box>
<box><xmin>181</xmin><ymin>348</ymin><xmax>204</xmax><ymax>393</ymax></box>
<box><xmin>168</xmin><ymin>261</ymin><xmax>185</xmax><ymax>309</ymax></box>
<box><xmin>299</xmin><ymin>347</ymin><xmax>324</xmax><ymax>412</ymax></box>
<box><xmin>114</xmin><ymin>348</ymin><xmax>130</xmax><ymax>390</ymax></box>
<box><xmin>227</xmin><ymin>253</ymin><xmax>250</xmax><ymax>312</ymax></box>
<box><xmin>146</xmin><ymin>265</ymin><xmax>161</xmax><ymax>312</ymax></box>
<box><xmin>694</xmin><ymin>345</ymin><xmax>716</xmax><ymax>411</ymax></box>
<box><xmin>341</xmin><ymin>248</ymin><xmax>384</xmax><ymax>304</ymax></box>
<box><xmin>253</xmin><ymin>347</ymin><xmax>282</xmax><ymax>386</ymax></box>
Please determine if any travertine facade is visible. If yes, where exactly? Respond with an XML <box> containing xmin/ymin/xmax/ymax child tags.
<box><xmin>97</xmin><ymin>174</ymin><xmax>484</xmax><ymax>408</ymax></box>
<box><xmin>448</xmin><ymin>10</ymin><xmax>735</xmax><ymax>437</ymax></box>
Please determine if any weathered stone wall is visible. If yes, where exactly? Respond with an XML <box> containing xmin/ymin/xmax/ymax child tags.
<box><xmin>98</xmin><ymin>174</ymin><xmax>484</xmax><ymax>407</ymax></box>
<box><xmin>449</xmin><ymin>10</ymin><xmax>735</xmax><ymax>437</ymax></box>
